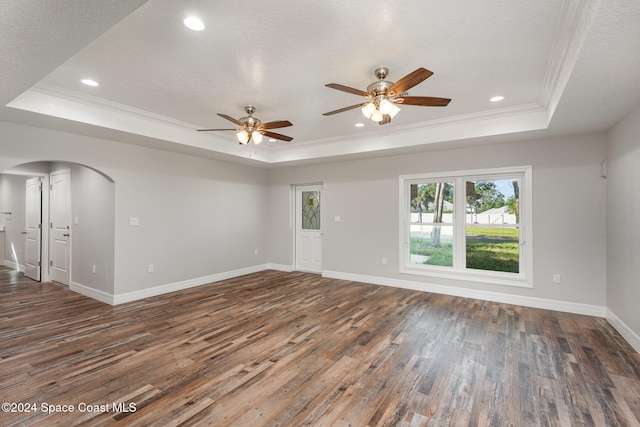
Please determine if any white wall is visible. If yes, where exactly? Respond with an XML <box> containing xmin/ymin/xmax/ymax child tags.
<box><xmin>66</xmin><ymin>163</ymin><xmax>116</xmax><ymax>294</ymax></box>
<box><xmin>0</xmin><ymin>120</ymin><xmax>269</xmax><ymax>300</ymax></box>
<box><xmin>268</xmin><ymin>133</ymin><xmax>607</xmax><ymax>308</ymax></box>
<box><xmin>111</xmin><ymin>157</ymin><xmax>268</xmax><ymax>296</ymax></box>
<box><xmin>0</xmin><ymin>173</ymin><xmax>28</xmax><ymax>268</ymax></box>
<box><xmin>606</xmin><ymin>103</ymin><xmax>640</xmax><ymax>347</ymax></box>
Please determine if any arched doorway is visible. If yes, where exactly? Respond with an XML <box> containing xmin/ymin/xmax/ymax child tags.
<box><xmin>0</xmin><ymin>161</ymin><xmax>115</xmax><ymax>295</ymax></box>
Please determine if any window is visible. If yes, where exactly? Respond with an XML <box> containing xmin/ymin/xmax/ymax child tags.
<box><xmin>408</xmin><ymin>181</ymin><xmax>455</xmax><ymax>268</ymax></box>
<box><xmin>400</xmin><ymin>166</ymin><xmax>532</xmax><ymax>287</ymax></box>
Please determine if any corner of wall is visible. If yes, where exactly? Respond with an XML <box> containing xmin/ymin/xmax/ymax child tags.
<box><xmin>70</xmin><ymin>281</ymin><xmax>115</xmax><ymax>305</ymax></box>
<box><xmin>606</xmin><ymin>308</ymin><xmax>640</xmax><ymax>354</ymax></box>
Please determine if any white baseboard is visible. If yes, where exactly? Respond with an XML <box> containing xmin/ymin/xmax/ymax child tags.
<box><xmin>606</xmin><ymin>308</ymin><xmax>640</xmax><ymax>354</ymax></box>
<box><xmin>322</xmin><ymin>270</ymin><xmax>606</xmax><ymax>318</ymax></box>
<box><xmin>70</xmin><ymin>281</ymin><xmax>115</xmax><ymax>305</ymax></box>
<box><xmin>70</xmin><ymin>264</ymin><xmax>292</xmax><ymax>306</ymax></box>
<box><xmin>3</xmin><ymin>260</ymin><xmax>23</xmax><ymax>271</ymax></box>
<box><xmin>112</xmin><ymin>264</ymin><xmax>270</xmax><ymax>305</ymax></box>
<box><xmin>267</xmin><ymin>263</ymin><xmax>293</xmax><ymax>272</ymax></box>
<box><xmin>68</xmin><ymin>265</ymin><xmax>615</xmax><ymax>326</ymax></box>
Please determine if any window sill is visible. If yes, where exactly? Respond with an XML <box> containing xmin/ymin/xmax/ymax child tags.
<box><xmin>400</xmin><ymin>265</ymin><xmax>533</xmax><ymax>289</ymax></box>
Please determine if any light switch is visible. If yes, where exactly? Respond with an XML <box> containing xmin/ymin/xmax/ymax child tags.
<box><xmin>129</xmin><ymin>217</ymin><xmax>139</xmax><ymax>226</ymax></box>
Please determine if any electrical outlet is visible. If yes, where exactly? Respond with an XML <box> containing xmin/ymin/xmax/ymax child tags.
<box><xmin>553</xmin><ymin>273</ymin><xmax>561</xmax><ymax>284</ymax></box>
<box><xmin>382</xmin><ymin>257</ymin><xmax>387</xmax><ymax>265</ymax></box>
<box><xmin>92</xmin><ymin>265</ymin><xmax>96</xmax><ymax>274</ymax></box>
<box><xmin>148</xmin><ymin>264</ymin><xmax>154</xmax><ymax>273</ymax></box>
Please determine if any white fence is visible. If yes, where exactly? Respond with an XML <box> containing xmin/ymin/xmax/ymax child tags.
<box><xmin>410</xmin><ymin>211</ymin><xmax>517</xmax><ymax>225</ymax></box>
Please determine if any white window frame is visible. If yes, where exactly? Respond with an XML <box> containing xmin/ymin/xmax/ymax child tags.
<box><xmin>399</xmin><ymin>166</ymin><xmax>533</xmax><ymax>288</ymax></box>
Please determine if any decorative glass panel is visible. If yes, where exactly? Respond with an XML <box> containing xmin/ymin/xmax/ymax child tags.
<box><xmin>302</xmin><ymin>191</ymin><xmax>320</xmax><ymax>230</ymax></box>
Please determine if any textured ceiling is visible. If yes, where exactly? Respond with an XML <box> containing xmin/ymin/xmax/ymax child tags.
<box><xmin>1</xmin><ymin>0</ymin><xmax>639</xmax><ymax>165</ymax></box>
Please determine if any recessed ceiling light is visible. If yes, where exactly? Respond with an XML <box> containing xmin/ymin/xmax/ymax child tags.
<box><xmin>355</xmin><ymin>123</ymin><xmax>365</xmax><ymax>127</ymax></box>
<box><xmin>184</xmin><ymin>16</ymin><xmax>205</xmax><ymax>31</ymax></box>
<box><xmin>80</xmin><ymin>78</ymin><xmax>99</xmax><ymax>87</ymax></box>
<box><xmin>490</xmin><ymin>95</ymin><xmax>505</xmax><ymax>102</ymax></box>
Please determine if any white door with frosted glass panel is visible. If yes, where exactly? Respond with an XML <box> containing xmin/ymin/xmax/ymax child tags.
<box><xmin>25</xmin><ymin>177</ymin><xmax>42</xmax><ymax>281</ymax></box>
<box><xmin>295</xmin><ymin>184</ymin><xmax>322</xmax><ymax>273</ymax></box>
<box><xmin>50</xmin><ymin>170</ymin><xmax>71</xmax><ymax>285</ymax></box>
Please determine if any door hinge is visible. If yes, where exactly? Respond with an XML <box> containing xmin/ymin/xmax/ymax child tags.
<box><xmin>50</xmin><ymin>260</ymin><xmax>53</xmax><ymax>267</ymax></box>
<box><xmin>38</xmin><ymin>223</ymin><xmax>42</xmax><ymax>229</ymax></box>
<box><xmin>37</xmin><ymin>261</ymin><xmax>41</xmax><ymax>267</ymax></box>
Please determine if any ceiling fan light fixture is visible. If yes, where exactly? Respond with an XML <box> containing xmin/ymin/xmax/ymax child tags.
<box><xmin>237</xmin><ymin>129</ymin><xmax>249</xmax><ymax>144</ymax></box>
<box><xmin>362</xmin><ymin>97</ymin><xmax>399</xmax><ymax>122</ymax></box>
<box><xmin>378</xmin><ymin>98</ymin><xmax>394</xmax><ymax>115</ymax></box>
<box><xmin>323</xmin><ymin>66</ymin><xmax>451</xmax><ymax>125</ymax></box>
<box><xmin>198</xmin><ymin>106</ymin><xmax>293</xmax><ymax>143</ymax></box>
<box><xmin>361</xmin><ymin>102</ymin><xmax>376</xmax><ymax>119</ymax></box>
<box><xmin>388</xmin><ymin>103</ymin><xmax>401</xmax><ymax>119</ymax></box>
<box><xmin>371</xmin><ymin>109</ymin><xmax>384</xmax><ymax>122</ymax></box>
<box><xmin>252</xmin><ymin>131</ymin><xmax>263</xmax><ymax>144</ymax></box>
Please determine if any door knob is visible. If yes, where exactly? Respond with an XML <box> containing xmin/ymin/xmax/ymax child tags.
<box><xmin>63</xmin><ymin>233</ymin><xmax>70</xmax><ymax>237</ymax></box>
<box><xmin>21</xmin><ymin>231</ymin><xmax>27</xmax><ymax>235</ymax></box>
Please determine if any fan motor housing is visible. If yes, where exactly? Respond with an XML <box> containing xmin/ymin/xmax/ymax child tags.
<box><xmin>367</xmin><ymin>80</ymin><xmax>394</xmax><ymax>97</ymax></box>
<box><xmin>240</xmin><ymin>116</ymin><xmax>261</xmax><ymax>128</ymax></box>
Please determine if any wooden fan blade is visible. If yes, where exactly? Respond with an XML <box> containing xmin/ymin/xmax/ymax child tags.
<box><xmin>261</xmin><ymin>130</ymin><xmax>293</xmax><ymax>142</ymax></box>
<box><xmin>388</xmin><ymin>68</ymin><xmax>433</xmax><ymax>96</ymax></box>
<box><xmin>323</xmin><ymin>103</ymin><xmax>368</xmax><ymax>116</ymax></box>
<box><xmin>325</xmin><ymin>83</ymin><xmax>371</xmax><ymax>98</ymax></box>
<box><xmin>217</xmin><ymin>113</ymin><xmax>244</xmax><ymax>126</ymax></box>
<box><xmin>197</xmin><ymin>128</ymin><xmax>236</xmax><ymax>132</ymax></box>
<box><xmin>259</xmin><ymin>120</ymin><xmax>293</xmax><ymax>130</ymax></box>
<box><xmin>379</xmin><ymin>114</ymin><xmax>391</xmax><ymax>125</ymax></box>
<box><xmin>394</xmin><ymin>96</ymin><xmax>451</xmax><ymax>106</ymax></box>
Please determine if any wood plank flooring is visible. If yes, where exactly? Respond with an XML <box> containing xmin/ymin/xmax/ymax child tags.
<box><xmin>1</xmin><ymin>266</ymin><xmax>639</xmax><ymax>426</ymax></box>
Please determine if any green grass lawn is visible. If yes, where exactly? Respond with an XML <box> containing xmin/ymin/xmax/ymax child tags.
<box><xmin>411</xmin><ymin>226</ymin><xmax>519</xmax><ymax>273</ymax></box>
<box><xmin>410</xmin><ymin>238</ymin><xmax>454</xmax><ymax>267</ymax></box>
<box><xmin>466</xmin><ymin>241</ymin><xmax>519</xmax><ymax>272</ymax></box>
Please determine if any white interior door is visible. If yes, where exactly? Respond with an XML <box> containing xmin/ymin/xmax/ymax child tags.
<box><xmin>295</xmin><ymin>184</ymin><xmax>322</xmax><ymax>273</ymax></box>
<box><xmin>50</xmin><ymin>170</ymin><xmax>71</xmax><ymax>285</ymax></box>
<box><xmin>25</xmin><ymin>177</ymin><xmax>42</xmax><ymax>281</ymax></box>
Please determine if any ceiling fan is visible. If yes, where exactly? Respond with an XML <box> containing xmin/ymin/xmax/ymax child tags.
<box><xmin>198</xmin><ymin>105</ymin><xmax>293</xmax><ymax>144</ymax></box>
<box><xmin>323</xmin><ymin>66</ymin><xmax>451</xmax><ymax>125</ymax></box>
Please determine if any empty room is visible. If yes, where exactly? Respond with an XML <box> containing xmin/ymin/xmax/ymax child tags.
<box><xmin>1</xmin><ymin>1</ymin><xmax>639</xmax><ymax>426</ymax></box>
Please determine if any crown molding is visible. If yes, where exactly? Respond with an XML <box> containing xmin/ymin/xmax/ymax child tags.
<box><xmin>9</xmin><ymin>83</ymin><xmax>552</xmax><ymax>164</ymax></box>
<box><xmin>539</xmin><ymin>0</ymin><xmax>599</xmax><ymax>119</ymax></box>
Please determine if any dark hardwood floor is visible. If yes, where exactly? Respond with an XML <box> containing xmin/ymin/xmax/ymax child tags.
<box><xmin>1</xmin><ymin>266</ymin><xmax>639</xmax><ymax>426</ymax></box>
